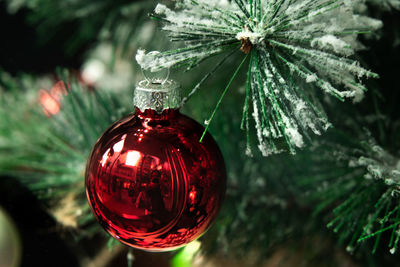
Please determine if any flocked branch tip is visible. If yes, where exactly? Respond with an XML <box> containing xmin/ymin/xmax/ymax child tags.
<box><xmin>137</xmin><ymin>0</ymin><xmax>382</xmax><ymax>156</ymax></box>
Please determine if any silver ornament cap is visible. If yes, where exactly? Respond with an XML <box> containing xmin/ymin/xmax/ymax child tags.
<box><xmin>134</xmin><ymin>61</ymin><xmax>181</xmax><ymax>113</ymax></box>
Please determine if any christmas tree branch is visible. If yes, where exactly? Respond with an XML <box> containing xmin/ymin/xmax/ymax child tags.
<box><xmin>137</xmin><ymin>0</ymin><xmax>382</xmax><ymax>155</ymax></box>
<box><xmin>0</xmin><ymin>71</ymin><xmax>129</xmax><ymax>232</ymax></box>
<box><xmin>296</xmin><ymin>131</ymin><xmax>400</xmax><ymax>254</ymax></box>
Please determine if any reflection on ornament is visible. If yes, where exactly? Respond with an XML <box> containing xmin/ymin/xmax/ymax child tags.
<box><xmin>125</xmin><ymin>150</ymin><xmax>142</xmax><ymax>167</ymax></box>
<box><xmin>39</xmin><ymin>81</ymin><xmax>68</xmax><ymax>116</ymax></box>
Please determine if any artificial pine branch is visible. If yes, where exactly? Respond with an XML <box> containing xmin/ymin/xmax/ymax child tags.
<box><xmin>296</xmin><ymin>130</ymin><xmax>400</xmax><ymax>254</ymax></box>
<box><xmin>0</xmin><ymin>71</ymin><xmax>130</xmax><ymax>231</ymax></box>
<box><xmin>137</xmin><ymin>0</ymin><xmax>382</xmax><ymax>155</ymax></box>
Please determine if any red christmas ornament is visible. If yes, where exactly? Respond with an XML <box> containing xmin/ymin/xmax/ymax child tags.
<box><xmin>85</xmin><ymin>74</ymin><xmax>226</xmax><ymax>251</ymax></box>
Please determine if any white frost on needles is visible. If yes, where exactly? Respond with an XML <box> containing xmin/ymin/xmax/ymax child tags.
<box><xmin>236</xmin><ymin>30</ymin><xmax>263</xmax><ymax>45</ymax></box>
<box><xmin>137</xmin><ymin>0</ymin><xmax>382</xmax><ymax>155</ymax></box>
<box><xmin>311</xmin><ymin>35</ymin><xmax>353</xmax><ymax>56</ymax></box>
<box><xmin>135</xmin><ymin>49</ymin><xmax>146</xmax><ymax>66</ymax></box>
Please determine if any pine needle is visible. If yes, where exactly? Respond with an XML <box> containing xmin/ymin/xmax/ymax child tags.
<box><xmin>200</xmin><ymin>54</ymin><xmax>249</xmax><ymax>142</ymax></box>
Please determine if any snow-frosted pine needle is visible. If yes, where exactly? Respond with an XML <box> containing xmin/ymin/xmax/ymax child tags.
<box><xmin>137</xmin><ymin>0</ymin><xmax>382</xmax><ymax>155</ymax></box>
<box><xmin>297</xmin><ymin>132</ymin><xmax>400</xmax><ymax>254</ymax></box>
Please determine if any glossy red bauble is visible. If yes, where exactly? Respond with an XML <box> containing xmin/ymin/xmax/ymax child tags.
<box><xmin>85</xmin><ymin>108</ymin><xmax>226</xmax><ymax>251</ymax></box>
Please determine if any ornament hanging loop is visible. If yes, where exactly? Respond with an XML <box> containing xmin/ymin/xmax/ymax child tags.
<box><xmin>141</xmin><ymin>51</ymin><xmax>170</xmax><ymax>85</ymax></box>
<box><xmin>135</xmin><ymin>54</ymin><xmax>180</xmax><ymax>113</ymax></box>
